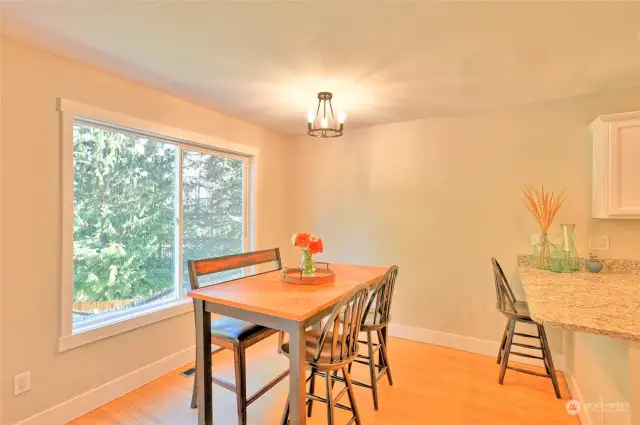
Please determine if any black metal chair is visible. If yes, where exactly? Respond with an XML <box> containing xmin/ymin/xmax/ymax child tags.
<box><xmin>346</xmin><ymin>265</ymin><xmax>398</xmax><ymax>410</ymax></box>
<box><xmin>279</xmin><ymin>283</ymin><xmax>370</xmax><ymax>425</ymax></box>
<box><xmin>492</xmin><ymin>257</ymin><xmax>561</xmax><ymax>398</ymax></box>
<box><xmin>188</xmin><ymin>248</ymin><xmax>288</xmax><ymax>425</ymax></box>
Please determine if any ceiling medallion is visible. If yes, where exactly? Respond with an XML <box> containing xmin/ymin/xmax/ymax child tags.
<box><xmin>307</xmin><ymin>92</ymin><xmax>345</xmax><ymax>138</ymax></box>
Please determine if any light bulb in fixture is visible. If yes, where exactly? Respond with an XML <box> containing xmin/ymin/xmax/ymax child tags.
<box><xmin>338</xmin><ymin>112</ymin><xmax>346</xmax><ymax>124</ymax></box>
<box><xmin>307</xmin><ymin>111</ymin><xmax>315</xmax><ymax>124</ymax></box>
<box><xmin>321</xmin><ymin>118</ymin><xmax>328</xmax><ymax>129</ymax></box>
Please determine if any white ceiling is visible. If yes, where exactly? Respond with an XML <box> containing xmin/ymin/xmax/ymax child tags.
<box><xmin>4</xmin><ymin>1</ymin><xmax>640</xmax><ymax>134</ymax></box>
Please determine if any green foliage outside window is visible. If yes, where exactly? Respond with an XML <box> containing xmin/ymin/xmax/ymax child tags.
<box><xmin>73</xmin><ymin>123</ymin><xmax>244</xmax><ymax>305</ymax></box>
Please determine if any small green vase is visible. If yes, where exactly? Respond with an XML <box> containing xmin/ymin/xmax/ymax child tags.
<box><xmin>301</xmin><ymin>249</ymin><xmax>316</xmax><ymax>277</ymax></box>
<box><xmin>559</xmin><ymin>224</ymin><xmax>579</xmax><ymax>273</ymax></box>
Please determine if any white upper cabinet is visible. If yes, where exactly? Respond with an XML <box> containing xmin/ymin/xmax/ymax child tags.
<box><xmin>590</xmin><ymin>112</ymin><xmax>640</xmax><ymax>219</ymax></box>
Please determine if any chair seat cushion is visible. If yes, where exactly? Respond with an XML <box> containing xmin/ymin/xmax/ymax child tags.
<box><xmin>280</xmin><ymin>329</ymin><xmax>359</xmax><ymax>366</ymax></box>
<box><xmin>498</xmin><ymin>300</ymin><xmax>533</xmax><ymax>320</ymax></box>
<box><xmin>210</xmin><ymin>317</ymin><xmax>267</xmax><ymax>342</ymax></box>
<box><xmin>513</xmin><ymin>300</ymin><xmax>532</xmax><ymax>318</ymax></box>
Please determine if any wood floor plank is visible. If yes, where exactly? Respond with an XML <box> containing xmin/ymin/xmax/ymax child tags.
<box><xmin>68</xmin><ymin>335</ymin><xmax>578</xmax><ymax>425</ymax></box>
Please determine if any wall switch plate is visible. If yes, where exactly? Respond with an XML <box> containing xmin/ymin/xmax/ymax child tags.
<box><xmin>14</xmin><ymin>371</ymin><xmax>31</xmax><ymax>396</ymax></box>
<box><xmin>590</xmin><ymin>235</ymin><xmax>610</xmax><ymax>251</ymax></box>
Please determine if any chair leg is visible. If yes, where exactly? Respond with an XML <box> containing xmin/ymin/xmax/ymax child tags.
<box><xmin>537</xmin><ymin>326</ymin><xmax>552</xmax><ymax>376</ymax></box>
<box><xmin>367</xmin><ymin>331</ymin><xmax>380</xmax><ymax>410</ymax></box>
<box><xmin>498</xmin><ymin>319</ymin><xmax>516</xmax><ymax>385</ymax></box>
<box><xmin>343</xmin><ymin>366</ymin><xmax>362</xmax><ymax>425</ymax></box>
<box><xmin>497</xmin><ymin>320</ymin><xmax>510</xmax><ymax>364</ymax></box>
<box><xmin>538</xmin><ymin>324</ymin><xmax>562</xmax><ymax>399</ymax></box>
<box><xmin>234</xmin><ymin>343</ymin><xmax>247</xmax><ymax>425</ymax></box>
<box><xmin>280</xmin><ymin>392</ymin><xmax>290</xmax><ymax>425</ymax></box>
<box><xmin>190</xmin><ymin>377</ymin><xmax>198</xmax><ymax>409</ymax></box>
<box><xmin>377</xmin><ymin>329</ymin><xmax>393</xmax><ymax>386</ymax></box>
<box><xmin>325</xmin><ymin>370</ymin><xmax>335</xmax><ymax>425</ymax></box>
<box><xmin>378</xmin><ymin>326</ymin><xmax>387</xmax><ymax>373</ymax></box>
<box><xmin>277</xmin><ymin>331</ymin><xmax>284</xmax><ymax>354</ymax></box>
<box><xmin>307</xmin><ymin>368</ymin><xmax>316</xmax><ymax>418</ymax></box>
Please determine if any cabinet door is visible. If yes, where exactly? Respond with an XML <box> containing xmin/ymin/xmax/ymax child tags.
<box><xmin>609</xmin><ymin>121</ymin><xmax>640</xmax><ymax>216</ymax></box>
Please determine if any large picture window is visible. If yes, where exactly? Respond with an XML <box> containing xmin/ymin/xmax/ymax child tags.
<box><xmin>59</xmin><ymin>100</ymin><xmax>256</xmax><ymax>351</ymax></box>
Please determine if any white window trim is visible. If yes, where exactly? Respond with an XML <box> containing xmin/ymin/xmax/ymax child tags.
<box><xmin>58</xmin><ymin>98</ymin><xmax>259</xmax><ymax>352</ymax></box>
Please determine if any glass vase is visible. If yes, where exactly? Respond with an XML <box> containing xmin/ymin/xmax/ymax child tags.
<box><xmin>559</xmin><ymin>224</ymin><xmax>580</xmax><ymax>272</ymax></box>
<box><xmin>301</xmin><ymin>249</ymin><xmax>316</xmax><ymax>277</ymax></box>
<box><xmin>550</xmin><ymin>250</ymin><xmax>564</xmax><ymax>273</ymax></box>
<box><xmin>533</xmin><ymin>233</ymin><xmax>556</xmax><ymax>270</ymax></box>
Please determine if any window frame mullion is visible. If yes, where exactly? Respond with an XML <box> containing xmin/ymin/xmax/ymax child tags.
<box><xmin>175</xmin><ymin>146</ymin><xmax>185</xmax><ymax>299</ymax></box>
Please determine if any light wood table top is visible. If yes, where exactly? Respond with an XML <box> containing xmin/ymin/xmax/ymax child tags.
<box><xmin>188</xmin><ymin>263</ymin><xmax>388</xmax><ymax>322</ymax></box>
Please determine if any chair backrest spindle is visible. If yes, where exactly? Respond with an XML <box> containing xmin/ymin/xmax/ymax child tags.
<box><xmin>363</xmin><ymin>265</ymin><xmax>399</xmax><ymax>328</ymax></box>
<box><xmin>491</xmin><ymin>257</ymin><xmax>517</xmax><ymax>315</ymax></box>
<box><xmin>315</xmin><ymin>283</ymin><xmax>370</xmax><ymax>365</ymax></box>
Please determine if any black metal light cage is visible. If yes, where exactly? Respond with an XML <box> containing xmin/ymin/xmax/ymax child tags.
<box><xmin>307</xmin><ymin>92</ymin><xmax>344</xmax><ymax>138</ymax></box>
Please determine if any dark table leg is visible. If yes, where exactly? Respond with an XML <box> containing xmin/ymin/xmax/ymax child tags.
<box><xmin>288</xmin><ymin>322</ymin><xmax>307</xmax><ymax>425</ymax></box>
<box><xmin>195</xmin><ymin>299</ymin><xmax>213</xmax><ymax>425</ymax></box>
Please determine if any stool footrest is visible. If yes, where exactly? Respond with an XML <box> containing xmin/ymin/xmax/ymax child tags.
<box><xmin>247</xmin><ymin>369</ymin><xmax>289</xmax><ymax>406</ymax></box>
<box><xmin>506</xmin><ymin>366</ymin><xmax>550</xmax><ymax>378</ymax></box>
<box><xmin>514</xmin><ymin>332</ymin><xmax>539</xmax><ymax>339</ymax></box>
<box><xmin>335</xmin><ymin>402</ymin><xmax>354</xmax><ymax>413</ymax></box>
<box><xmin>353</xmin><ymin>358</ymin><xmax>385</xmax><ymax>370</ymax></box>
<box><xmin>510</xmin><ymin>351</ymin><xmax>545</xmax><ymax>361</ymax></box>
<box><xmin>512</xmin><ymin>342</ymin><xmax>542</xmax><ymax>350</ymax></box>
<box><xmin>334</xmin><ymin>385</ymin><xmax>349</xmax><ymax>404</ymax></box>
<box><xmin>210</xmin><ymin>376</ymin><xmax>235</xmax><ymax>393</ymax></box>
<box><xmin>350</xmin><ymin>378</ymin><xmax>373</xmax><ymax>390</ymax></box>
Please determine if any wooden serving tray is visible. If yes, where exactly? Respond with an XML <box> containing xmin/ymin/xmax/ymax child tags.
<box><xmin>280</xmin><ymin>264</ymin><xmax>336</xmax><ymax>285</ymax></box>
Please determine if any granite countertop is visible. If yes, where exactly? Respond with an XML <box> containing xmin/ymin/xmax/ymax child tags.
<box><xmin>518</xmin><ymin>267</ymin><xmax>640</xmax><ymax>342</ymax></box>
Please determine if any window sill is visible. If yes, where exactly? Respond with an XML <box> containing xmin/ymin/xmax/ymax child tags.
<box><xmin>58</xmin><ymin>299</ymin><xmax>193</xmax><ymax>352</ymax></box>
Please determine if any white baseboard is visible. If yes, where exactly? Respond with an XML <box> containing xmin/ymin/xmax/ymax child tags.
<box><xmin>564</xmin><ymin>372</ymin><xmax>593</xmax><ymax>425</ymax></box>
<box><xmin>388</xmin><ymin>324</ymin><xmax>565</xmax><ymax>371</ymax></box>
<box><xmin>12</xmin><ymin>346</ymin><xmax>195</xmax><ymax>425</ymax></box>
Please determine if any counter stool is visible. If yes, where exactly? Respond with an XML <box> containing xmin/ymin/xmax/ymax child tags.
<box><xmin>279</xmin><ymin>283</ymin><xmax>370</xmax><ymax>425</ymax></box>
<box><xmin>347</xmin><ymin>265</ymin><xmax>398</xmax><ymax>410</ymax></box>
<box><xmin>188</xmin><ymin>249</ymin><xmax>288</xmax><ymax>425</ymax></box>
<box><xmin>492</xmin><ymin>257</ymin><xmax>561</xmax><ymax>398</ymax></box>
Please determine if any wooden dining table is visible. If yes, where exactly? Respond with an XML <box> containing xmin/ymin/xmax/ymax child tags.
<box><xmin>187</xmin><ymin>263</ymin><xmax>388</xmax><ymax>425</ymax></box>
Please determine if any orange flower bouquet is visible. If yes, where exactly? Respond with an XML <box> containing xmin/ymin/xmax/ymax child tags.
<box><xmin>522</xmin><ymin>185</ymin><xmax>566</xmax><ymax>270</ymax></box>
<box><xmin>292</xmin><ymin>233</ymin><xmax>324</xmax><ymax>276</ymax></box>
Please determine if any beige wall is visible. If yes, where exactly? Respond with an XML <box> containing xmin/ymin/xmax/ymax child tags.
<box><xmin>0</xmin><ymin>36</ymin><xmax>295</xmax><ymax>425</ymax></box>
<box><xmin>565</xmin><ymin>332</ymin><xmax>631</xmax><ymax>425</ymax></box>
<box><xmin>292</xmin><ymin>86</ymin><xmax>640</xmax><ymax>419</ymax></box>
<box><xmin>0</xmin><ymin>31</ymin><xmax>5</xmax><ymax>425</ymax></box>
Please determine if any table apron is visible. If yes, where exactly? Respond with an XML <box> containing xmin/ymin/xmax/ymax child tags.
<box><xmin>204</xmin><ymin>301</ymin><xmax>339</xmax><ymax>331</ymax></box>
<box><xmin>204</xmin><ymin>301</ymin><xmax>296</xmax><ymax>332</ymax></box>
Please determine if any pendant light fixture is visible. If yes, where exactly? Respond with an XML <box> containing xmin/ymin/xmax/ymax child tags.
<box><xmin>307</xmin><ymin>92</ymin><xmax>345</xmax><ymax>138</ymax></box>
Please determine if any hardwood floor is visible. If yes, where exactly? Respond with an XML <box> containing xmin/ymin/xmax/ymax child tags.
<box><xmin>68</xmin><ymin>335</ymin><xmax>579</xmax><ymax>425</ymax></box>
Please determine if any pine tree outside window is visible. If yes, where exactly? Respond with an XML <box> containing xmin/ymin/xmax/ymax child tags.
<box><xmin>58</xmin><ymin>99</ymin><xmax>256</xmax><ymax>351</ymax></box>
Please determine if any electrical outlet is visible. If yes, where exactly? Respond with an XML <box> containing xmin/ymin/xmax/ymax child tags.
<box><xmin>14</xmin><ymin>371</ymin><xmax>31</xmax><ymax>396</ymax></box>
<box><xmin>590</xmin><ymin>235</ymin><xmax>610</xmax><ymax>251</ymax></box>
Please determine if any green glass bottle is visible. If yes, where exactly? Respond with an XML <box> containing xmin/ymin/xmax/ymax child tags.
<box><xmin>550</xmin><ymin>249</ymin><xmax>564</xmax><ymax>273</ymax></box>
<box><xmin>560</xmin><ymin>224</ymin><xmax>579</xmax><ymax>272</ymax></box>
